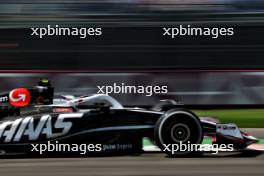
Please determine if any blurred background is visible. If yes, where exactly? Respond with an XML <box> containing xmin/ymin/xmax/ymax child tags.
<box><xmin>1</xmin><ymin>0</ymin><xmax>264</xmax><ymax>15</ymax></box>
<box><xmin>1</xmin><ymin>1</ymin><xmax>264</xmax><ymax>127</ymax></box>
<box><xmin>1</xmin><ymin>71</ymin><xmax>264</xmax><ymax>106</ymax></box>
<box><xmin>0</xmin><ymin>1</ymin><xmax>264</xmax><ymax>69</ymax></box>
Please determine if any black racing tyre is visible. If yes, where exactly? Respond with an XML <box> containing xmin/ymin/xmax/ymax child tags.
<box><xmin>154</xmin><ymin>109</ymin><xmax>203</xmax><ymax>157</ymax></box>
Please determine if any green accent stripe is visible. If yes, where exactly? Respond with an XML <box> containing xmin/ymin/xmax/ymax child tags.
<box><xmin>202</xmin><ymin>138</ymin><xmax>212</xmax><ymax>144</ymax></box>
<box><xmin>143</xmin><ymin>138</ymin><xmax>154</xmax><ymax>146</ymax></box>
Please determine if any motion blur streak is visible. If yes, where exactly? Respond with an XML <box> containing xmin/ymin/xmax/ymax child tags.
<box><xmin>0</xmin><ymin>1</ymin><xmax>264</xmax><ymax>69</ymax></box>
<box><xmin>1</xmin><ymin>71</ymin><xmax>264</xmax><ymax>105</ymax></box>
<box><xmin>0</xmin><ymin>43</ymin><xmax>19</xmax><ymax>48</ymax></box>
<box><xmin>0</xmin><ymin>0</ymin><xmax>264</xmax><ymax>15</ymax></box>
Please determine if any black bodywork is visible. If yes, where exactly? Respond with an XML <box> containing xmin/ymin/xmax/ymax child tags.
<box><xmin>0</xmin><ymin>81</ymin><xmax>259</xmax><ymax>156</ymax></box>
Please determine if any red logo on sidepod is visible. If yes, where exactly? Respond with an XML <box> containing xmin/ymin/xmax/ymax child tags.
<box><xmin>9</xmin><ymin>88</ymin><xmax>31</xmax><ymax>107</ymax></box>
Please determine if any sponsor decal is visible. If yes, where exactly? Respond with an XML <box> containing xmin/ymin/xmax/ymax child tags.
<box><xmin>0</xmin><ymin>113</ymin><xmax>83</xmax><ymax>142</ymax></box>
<box><xmin>53</xmin><ymin>107</ymin><xmax>74</xmax><ymax>113</ymax></box>
<box><xmin>9</xmin><ymin>88</ymin><xmax>31</xmax><ymax>107</ymax></box>
<box><xmin>0</xmin><ymin>96</ymin><xmax>8</xmax><ymax>103</ymax></box>
<box><xmin>102</xmin><ymin>144</ymin><xmax>133</xmax><ymax>151</ymax></box>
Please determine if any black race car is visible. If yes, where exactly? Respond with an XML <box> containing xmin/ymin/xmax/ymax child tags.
<box><xmin>0</xmin><ymin>79</ymin><xmax>259</xmax><ymax>157</ymax></box>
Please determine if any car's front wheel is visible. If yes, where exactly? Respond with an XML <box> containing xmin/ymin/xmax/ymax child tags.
<box><xmin>154</xmin><ymin>109</ymin><xmax>203</xmax><ymax>157</ymax></box>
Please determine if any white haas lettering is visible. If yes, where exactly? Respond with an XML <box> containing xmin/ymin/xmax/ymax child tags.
<box><xmin>0</xmin><ymin>113</ymin><xmax>83</xmax><ymax>142</ymax></box>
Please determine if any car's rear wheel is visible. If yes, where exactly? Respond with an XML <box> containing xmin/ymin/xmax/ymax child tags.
<box><xmin>154</xmin><ymin>109</ymin><xmax>203</xmax><ymax>157</ymax></box>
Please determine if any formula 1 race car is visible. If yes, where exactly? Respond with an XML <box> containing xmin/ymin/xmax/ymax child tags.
<box><xmin>0</xmin><ymin>79</ymin><xmax>259</xmax><ymax>157</ymax></box>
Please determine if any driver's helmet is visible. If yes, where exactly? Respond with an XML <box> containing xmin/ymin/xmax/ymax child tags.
<box><xmin>30</xmin><ymin>78</ymin><xmax>54</xmax><ymax>105</ymax></box>
<box><xmin>38</xmin><ymin>78</ymin><xmax>51</xmax><ymax>87</ymax></box>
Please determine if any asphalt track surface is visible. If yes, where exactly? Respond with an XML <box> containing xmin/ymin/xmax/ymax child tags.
<box><xmin>0</xmin><ymin>152</ymin><xmax>264</xmax><ymax>176</ymax></box>
<box><xmin>0</xmin><ymin>128</ymin><xmax>263</xmax><ymax>176</ymax></box>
